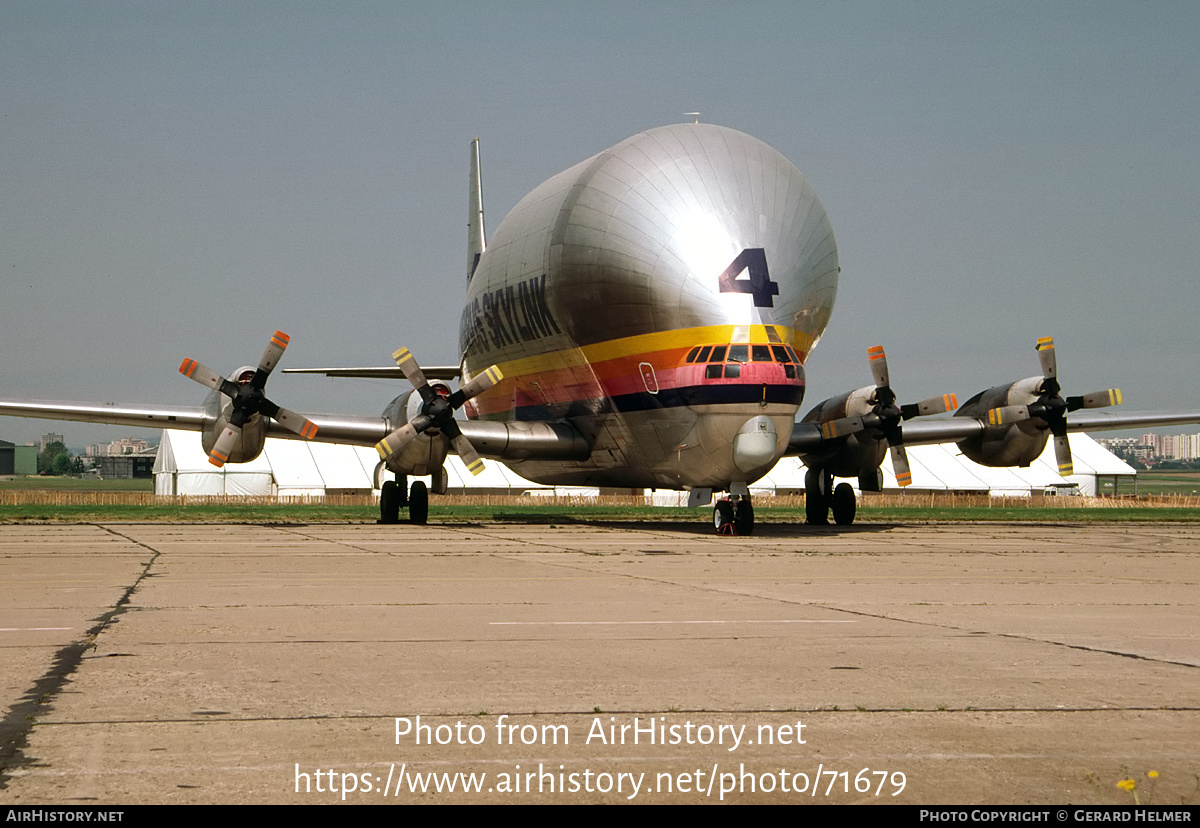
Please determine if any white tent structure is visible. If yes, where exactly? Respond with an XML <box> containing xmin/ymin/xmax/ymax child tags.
<box><xmin>154</xmin><ymin>428</ymin><xmax>1134</xmax><ymax>500</ymax></box>
<box><xmin>757</xmin><ymin>432</ymin><xmax>1135</xmax><ymax>497</ymax></box>
<box><xmin>152</xmin><ymin>429</ymin><xmax>559</xmax><ymax>497</ymax></box>
<box><xmin>153</xmin><ymin>429</ymin><xmax>381</xmax><ymax>496</ymax></box>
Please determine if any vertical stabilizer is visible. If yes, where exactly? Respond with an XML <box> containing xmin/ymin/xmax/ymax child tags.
<box><xmin>468</xmin><ymin>138</ymin><xmax>486</xmax><ymax>282</ymax></box>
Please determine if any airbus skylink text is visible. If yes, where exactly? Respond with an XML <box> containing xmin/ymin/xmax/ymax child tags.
<box><xmin>396</xmin><ymin>715</ymin><xmax>806</xmax><ymax>751</ymax></box>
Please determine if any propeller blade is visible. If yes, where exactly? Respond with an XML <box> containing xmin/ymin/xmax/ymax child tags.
<box><xmin>987</xmin><ymin>405</ymin><xmax>1030</xmax><ymax>426</ymax></box>
<box><xmin>179</xmin><ymin>359</ymin><xmax>236</xmax><ymax>396</ymax></box>
<box><xmin>392</xmin><ymin>347</ymin><xmax>436</xmax><ymax>403</ymax></box>
<box><xmin>1036</xmin><ymin>336</ymin><xmax>1057</xmax><ymax>379</ymax></box>
<box><xmin>271</xmin><ymin>406</ymin><xmax>319</xmax><ymax>440</ymax></box>
<box><xmin>449</xmin><ymin>364</ymin><xmax>503</xmax><ymax>408</ymax></box>
<box><xmin>1067</xmin><ymin>388</ymin><xmax>1123</xmax><ymax>411</ymax></box>
<box><xmin>208</xmin><ymin>424</ymin><xmax>241</xmax><ymax>468</ymax></box>
<box><xmin>256</xmin><ymin>331</ymin><xmax>290</xmax><ymax>379</ymax></box>
<box><xmin>375</xmin><ymin>422</ymin><xmax>421</xmax><ymax>460</ymax></box>
<box><xmin>890</xmin><ymin>444</ymin><xmax>913</xmax><ymax>487</ymax></box>
<box><xmin>867</xmin><ymin>345</ymin><xmax>890</xmax><ymax>389</ymax></box>
<box><xmin>443</xmin><ymin>420</ymin><xmax>485</xmax><ymax>476</ymax></box>
<box><xmin>902</xmin><ymin>393</ymin><xmax>958</xmax><ymax>420</ymax></box>
<box><xmin>821</xmin><ymin>415</ymin><xmax>865</xmax><ymax>440</ymax></box>
<box><xmin>1053</xmin><ymin>433</ymin><xmax>1074</xmax><ymax>476</ymax></box>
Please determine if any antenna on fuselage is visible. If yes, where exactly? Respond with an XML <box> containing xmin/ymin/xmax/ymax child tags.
<box><xmin>684</xmin><ymin>112</ymin><xmax>702</xmax><ymax>124</ymax></box>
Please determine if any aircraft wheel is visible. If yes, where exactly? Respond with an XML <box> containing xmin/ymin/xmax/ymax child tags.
<box><xmin>804</xmin><ymin>494</ymin><xmax>828</xmax><ymax>525</ymax></box>
<box><xmin>735</xmin><ymin>499</ymin><xmax>754</xmax><ymax>535</ymax></box>
<box><xmin>379</xmin><ymin>480</ymin><xmax>401</xmax><ymax>524</ymax></box>
<box><xmin>831</xmin><ymin>482</ymin><xmax>857</xmax><ymax>525</ymax></box>
<box><xmin>712</xmin><ymin>499</ymin><xmax>734</xmax><ymax>534</ymax></box>
<box><xmin>409</xmin><ymin>480</ymin><xmax>429</xmax><ymax>525</ymax></box>
<box><xmin>805</xmin><ymin>467</ymin><xmax>829</xmax><ymax>525</ymax></box>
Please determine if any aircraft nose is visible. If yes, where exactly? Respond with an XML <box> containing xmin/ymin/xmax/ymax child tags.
<box><xmin>733</xmin><ymin>415</ymin><xmax>778</xmax><ymax>473</ymax></box>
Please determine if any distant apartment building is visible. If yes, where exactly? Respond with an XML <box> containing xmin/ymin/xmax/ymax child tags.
<box><xmin>86</xmin><ymin>437</ymin><xmax>156</xmax><ymax>457</ymax></box>
<box><xmin>40</xmin><ymin>432</ymin><xmax>64</xmax><ymax>452</ymax></box>
<box><xmin>1160</xmin><ymin>433</ymin><xmax>1200</xmax><ymax>461</ymax></box>
<box><xmin>1101</xmin><ymin>432</ymin><xmax>1200</xmax><ymax>462</ymax></box>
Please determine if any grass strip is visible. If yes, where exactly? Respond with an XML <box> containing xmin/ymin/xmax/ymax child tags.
<box><xmin>1</xmin><ymin>503</ymin><xmax>1197</xmax><ymax>524</ymax></box>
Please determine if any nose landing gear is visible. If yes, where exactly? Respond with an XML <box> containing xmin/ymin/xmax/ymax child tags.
<box><xmin>713</xmin><ymin>495</ymin><xmax>754</xmax><ymax>535</ymax></box>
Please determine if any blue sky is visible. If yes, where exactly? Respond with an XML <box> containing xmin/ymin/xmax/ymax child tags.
<box><xmin>2</xmin><ymin>1</ymin><xmax>1198</xmax><ymax>446</ymax></box>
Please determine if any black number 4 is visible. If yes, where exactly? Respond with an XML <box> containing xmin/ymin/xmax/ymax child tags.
<box><xmin>717</xmin><ymin>248</ymin><xmax>778</xmax><ymax>308</ymax></box>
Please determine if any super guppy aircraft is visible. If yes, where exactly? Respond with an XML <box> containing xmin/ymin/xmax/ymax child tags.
<box><xmin>3</xmin><ymin>123</ymin><xmax>1198</xmax><ymax>532</ymax></box>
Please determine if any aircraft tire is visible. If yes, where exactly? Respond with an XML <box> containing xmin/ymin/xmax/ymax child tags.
<box><xmin>379</xmin><ymin>480</ymin><xmax>401</xmax><ymax>524</ymax></box>
<box><xmin>735</xmin><ymin>499</ymin><xmax>754</xmax><ymax>535</ymax></box>
<box><xmin>805</xmin><ymin>496</ymin><xmax>828</xmax><ymax>525</ymax></box>
<box><xmin>831</xmin><ymin>482</ymin><xmax>857</xmax><ymax>525</ymax></box>
<box><xmin>805</xmin><ymin>467</ymin><xmax>829</xmax><ymax>525</ymax></box>
<box><xmin>712</xmin><ymin>500</ymin><xmax>734</xmax><ymax>534</ymax></box>
<box><xmin>409</xmin><ymin>480</ymin><xmax>429</xmax><ymax>525</ymax></box>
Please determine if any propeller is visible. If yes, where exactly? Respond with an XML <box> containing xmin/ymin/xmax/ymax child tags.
<box><xmin>821</xmin><ymin>345</ymin><xmax>958</xmax><ymax>486</ymax></box>
<box><xmin>179</xmin><ymin>331</ymin><xmax>318</xmax><ymax>467</ymax></box>
<box><xmin>374</xmin><ymin>347</ymin><xmax>503</xmax><ymax>476</ymax></box>
<box><xmin>986</xmin><ymin>336</ymin><xmax>1122</xmax><ymax>476</ymax></box>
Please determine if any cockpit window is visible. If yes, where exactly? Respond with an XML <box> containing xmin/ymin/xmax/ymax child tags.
<box><xmin>709</xmin><ymin>345</ymin><xmax>727</xmax><ymax>362</ymax></box>
<box><xmin>752</xmin><ymin>345</ymin><xmax>772</xmax><ymax>362</ymax></box>
<box><xmin>771</xmin><ymin>345</ymin><xmax>791</xmax><ymax>363</ymax></box>
<box><xmin>696</xmin><ymin>345</ymin><xmax>713</xmax><ymax>363</ymax></box>
<box><xmin>727</xmin><ymin>344</ymin><xmax>748</xmax><ymax>364</ymax></box>
<box><xmin>685</xmin><ymin>346</ymin><xmax>701</xmax><ymax>364</ymax></box>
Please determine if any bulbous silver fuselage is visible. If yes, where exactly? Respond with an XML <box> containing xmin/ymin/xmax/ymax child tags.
<box><xmin>460</xmin><ymin>124</ymin><xmax>839</xmax><ymax>489</ymax></box>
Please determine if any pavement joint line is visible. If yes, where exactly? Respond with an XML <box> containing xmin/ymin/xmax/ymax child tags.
<box><xmin>268</xmin><ymin>525</ymin><xmax>394</xmax><ymax>555</ymax></box>
<box><xmin>0</xmin><ymin>524</ymin><xmax>162</xmax><ymax>790</ymax></box>
<box><xmin>0</xmin><ymin>628</ymin><xmax>72</xmax><ymax>632</ymax></box>
<box><xmin>427</xmin><ymin>524</ymin><xmax>600</xmax><ymax>555</ymax></box>
<box><xmin>488</xmin><ymin>620</ymin><xmax>858</xmax><ymax>625</ymax></box>
<box><xmin>12</xmin><ymin>748</ymin><xmax>1200</xmax><ymax>780</ymax></box>
<box><xmin>793</xmin><ymin>601</ymin><xmax>1200</xmax><ymax>670</ymax></box>
<box><xmin>20</xmin><ymin>706</ymin><xmax>1200</xmax><ymax>728</ymax></box>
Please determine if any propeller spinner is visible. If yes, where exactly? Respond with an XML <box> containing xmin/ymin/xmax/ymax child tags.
<box><xmin>179</xmin><ymin>331</ymin><xmax>318</xmax><ymax>467</ymax></box>
<box><xmin>986</xmin><ymin>336</ymin><xmax>1122</xmax><ymax>476</ymax></box>
<box><xmin>374</xmin><ymin>347</ymin><xmax>502</xmax><ymax>476</ymax></box>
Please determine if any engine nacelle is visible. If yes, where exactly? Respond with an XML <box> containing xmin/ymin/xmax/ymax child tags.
<box><xmin>798</xmin><ymin>385</ymin><xmax>886</xmax><ymax>478</ymax></box>
<box><xmin>379</xmin><ymin>384</ymin><xmax>451</xmax><ymax>476</ymax></box>
<box><xmin>200</xmin><ymin>366</ymin><xmax>268</xmax><ymax>464</ymax></box>
<box><xmin>953</xmin><ymin>377</ymin><xmax>1049</xmax><ymax>467</ymax></box>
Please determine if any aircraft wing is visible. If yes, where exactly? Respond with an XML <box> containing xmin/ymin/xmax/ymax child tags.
<box><xmin>0</xmin><ymin>398</ymin><xmax>589</xmax><ymax>462</ymax></box>
<box><xmin>0</xmin><ymin>400</ymin><xmax>211</xmax><ymax>432</ymax></box>
<box><xmin>269</xmin><ymin>417</ymin><xmax>589</xmax><ymax>459</ymax></box>
<box><xmin>788</xmin><ymin>409</ymin><xmax>1200</xmax><ymax>454</ymax></box>
<box><xmin>0</xmin><ymin>398</ymin><xmax>395</xmax><ymax>448</ymax></box>
<box><xmin>283</xmin><ymin>366</ymin><xmax>462</xmax><ymax>380</ymax></box>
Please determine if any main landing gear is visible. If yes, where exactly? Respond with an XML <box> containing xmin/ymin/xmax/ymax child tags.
<box><xmin>378</xmin><ymin>477</ymin><xmax>429</xmax><ymax>525</ymax></box>
<box><xmin>804</xmin><ymin>467</ymin><xmax>857</xmax><ymax>525</ymax></box>
<box><xmin>712</xmin><ymin>495</ymin><xmax>754</xmax><ymax>535</ymax></box>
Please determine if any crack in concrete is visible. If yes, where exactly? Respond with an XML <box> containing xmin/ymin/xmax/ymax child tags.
<box><xmin>0</xmin><ymin>525</ymin><xmax>161</xmax><ymax>789</ymax></box>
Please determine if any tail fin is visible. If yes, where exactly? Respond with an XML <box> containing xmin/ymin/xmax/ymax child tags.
<box><xmin>468</xmin><ymin>138</ymin><xmax>486</xmax><ymax>282</ymax></box>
